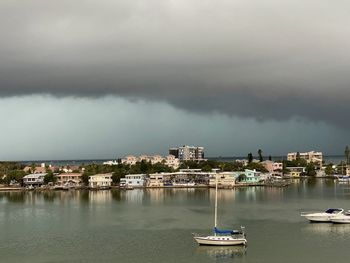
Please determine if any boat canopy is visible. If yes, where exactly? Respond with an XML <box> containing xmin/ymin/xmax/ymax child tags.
<box><xmin>214</xmin><ymin>227</ymin><xmax>242</xmax><ymax>235</ymax></box>
<box><xmin>325</xmin><ymin>208</ymin><xmax>343</xmax><ymax>214</ymax></box>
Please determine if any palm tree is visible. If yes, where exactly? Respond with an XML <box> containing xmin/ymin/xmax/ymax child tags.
<box><xmin>258</xmin><ymin>149</ymin><xmax>263</xmax><ymax>162</ymax></box>
<box><xmin>345</xmin><ymin>146</ymin><xmax>349</xmax><ymax>165</ymax></box>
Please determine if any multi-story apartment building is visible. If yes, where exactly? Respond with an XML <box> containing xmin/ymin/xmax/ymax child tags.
<box><xmin>169</xmin><ymin>145</ymin><xmax>205</xmax><ymax>162</ymax></box>
<box><xmin>287</xmin><ymin>151</ymin><xmax>323</xmax><ymax>167</ymax></box>
<box><xmin>121</xmin><ymin>154</ymin><xmax>180</xmax><ymax>169</ymax></box>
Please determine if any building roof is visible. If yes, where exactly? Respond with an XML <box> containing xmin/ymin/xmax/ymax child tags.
<box><xmin>89</xmin><ymin>173</ymin><xmax>113</xmax><ymax>178</ymax></box>
<box><xmin>56</xmin><ymin>173</ymin><xmax>82</xmax><ymax>177</ymax></box>
<box><xmin>23</xmin><ymin>173</ymin><xmax>47</xmax><ymax>179</ymax></box>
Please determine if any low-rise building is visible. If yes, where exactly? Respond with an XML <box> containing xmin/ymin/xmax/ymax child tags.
<box><xmin>88</xmin><ymin>173</ymin><xmax>113</xmax><ymax>188</ymax></box>
<box><xmin>122</xmin><ymin>155</ymin><xmax>138</xmax><ymax>165</ymax></box>
<box><xmin>147</xmin><ymin>174</ymin><xmax>164</xmax><ymax>187</ymax></box>
<box><xmin>286</xmin><ymin>167</ymin><xmax>306</xmax><ymax>178</ymax></box>
<box><xmin>261</xmin><ymin>161</ymin><xmax>283</xmax><ymax>176</ymax></box>
<box><xmin>55</xmin><ymin>173</ymin><xmax>82</xmax><ymax>185</ymax></box>
<box><xmin>165</xmin><ymin>155</ymin><xmax>180</xmax><ymax>170</ymax></box>
<box><xmin>238</xmin><ymin>169</ymin><xmax>263</xmax><ymax>184</ymax></box>
<box><xmin>120</xmin><ymin>174</ymin><xmax>146</xmax><ymax>187</ymax></box>
<box><xmin>209</xmin><ymin>172</ymin><xmax>237</xmax><ymax>187</ymax></box>
<box><xmin>23</xmin><ymin>173</ymin><xmax>46</xmax><ymax>186</ymax></box>
<box><xmin>23</xmin><ymin>166</ymin><xmax>46</xmax><ymax>174</ymax></box>
<box><xmin>151</xmin><ymin>155</ymin><xmax>164</xmax><ymax>165</ymax></box>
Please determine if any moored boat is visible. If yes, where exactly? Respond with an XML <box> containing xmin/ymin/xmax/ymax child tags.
<box><xmin>301</xmin><ymin>208</ymin><xmax>344</xmax><ymax>222</ymax></box>
<box><xmin>194</xmin><ymin>227</ymin><xmax>247</xmax><ymax>246</ymax></box>
<box><xmin>193</xmin><ymin>174</ymin><xmax>247</xmax><ymax>246</ymax></box>
<box><xmin>331</xmin><ymin>211</ymin><xmax>350</xmax><ymax>224</ymax></box>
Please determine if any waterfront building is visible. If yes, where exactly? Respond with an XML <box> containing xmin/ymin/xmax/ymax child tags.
<box><xmin>169</xmin><ymin>145</ymin><xmax>205</xmax><ymax>161</ymax></box>
<box><xmin>147</xmin><ymin>174</ymin><xmax>164</xmax><ymax>187</ymax></box>
<box><xmin>88</xmin><ymin>173</ymin><xmax>113</xmax><ymax>188</ymax></box>
<box><xmin>346</xmin><ymin>166</ymin><xmax>350</xmax><ymax>176</ymax></box>
<box><xmin>238</xmin><ymin>169</ymin><xmax>263</xmax><ymax>184</ymax></box>
<box><xmin>23</xmin><ymin>173</ymin><xmax>46</xmax><ymax>186</ymax></box>
<box><xmin>209</xmin><ymin>172</ymin><xmax>237</xmax><ymax>187</ymax></box>
<box><xmin>286</xmin><ymin>167</ymin><xmax>306</xmax><ymax>178</ymax></box>
<box><xmin>55</xmin><ymin>173</ymin><xmax>82</xmax><ymax>185</ymax></box>
<box><xmin>120</xmin><ymin>174</ymin><xmax>146</xmax><ymax>187</ymax></box>
<box><xmin>287</xmin><ymin>151</ymin><xmax>323</xmax><ymax>167</ymax></box>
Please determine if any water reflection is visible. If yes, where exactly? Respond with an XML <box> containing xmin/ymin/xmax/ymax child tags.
<box><xmin>196</xmin><ymin>246</ymin><xmax>247</xmax><ymax>260</ymax></box>
<box><xmin>88</xmin><ymin>190</ymin><xmax>112</xmax><ymax>203</ymax></box>
<box><xmin>303</xmin><ymin>223</ymin><xmax>350</xmax><ymax>235</ymax></box>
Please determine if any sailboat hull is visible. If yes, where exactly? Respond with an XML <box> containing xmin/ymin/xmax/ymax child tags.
<box><xmin>194</xmin><ymin>236</ymin><xmax>247</xmax><ymax>246</ymax></box>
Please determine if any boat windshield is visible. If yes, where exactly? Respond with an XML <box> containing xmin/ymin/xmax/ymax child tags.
<box><xmin>325</xmin><ymin>209</ymin><xmax>342</xmax><ymax>214</ymax></box>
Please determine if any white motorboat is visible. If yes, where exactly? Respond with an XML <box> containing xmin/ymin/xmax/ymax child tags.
<box><xmin>331</xmin><ymin>211</ymin><xmax>350</xmax><ymax>224</ymax></box>
<box><xmin>337</xmin><ymin>175</ymin><xmax>350</xmax><ymax>182</ymax></box>
<box><xmin>193</xmin><ymin>174</ymin><xmax>247</xmax><ymax>246</ymax></box>
<box><xmin>301</xmin><ymin>208</ymin><xmax>344</xmax><ymax>222</ymax></box>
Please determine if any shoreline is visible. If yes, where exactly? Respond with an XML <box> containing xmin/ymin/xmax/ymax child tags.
<box><xmin>0</xmin><ymin>183</ymin><xmax>290</xmax><ymax>192</ymax></box>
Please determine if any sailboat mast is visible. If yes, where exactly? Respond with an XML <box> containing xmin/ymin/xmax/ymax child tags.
<box><xmin>214</xmin><ymin>173</ymin><xmax>218</xmax><ymax>231</ymax></box>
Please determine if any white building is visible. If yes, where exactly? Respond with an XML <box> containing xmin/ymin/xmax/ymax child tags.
<box><xmin>120</xmin><ymin>174</ymin><xmax>146</xmax><ymax>187</ymax></box>
<box><xmin>209</xmin><ymin>172</ymin><xmax>237</xmax><ymax>187</ymax></box>
<box><xmin>103</xmin><ymin>160</ymin><xmax>118</xmax><ymax>166</ymax></box>
<box><xmin>147</xmin><ymin>174</ymin><xmax>164</xmax><ymax>187</ymax></box>
<box><xmin>88</xmin><ymin>173</ymin><xmax>113</xmax><ymax>188</ymax></box>
<box><xmin>287</xmin><ymin>151</ymin><xmax>323</xmax><ymax>167</ymax></box>
<box><xmin>23</xmin><ymin>173</ymin><xmax>46</xmax><ymax>186</ymax></box>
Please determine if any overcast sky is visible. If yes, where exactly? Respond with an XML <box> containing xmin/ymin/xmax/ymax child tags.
<box><xmin>0</xmin><ymin>0</ymin><xmax>349</xmax><ymax>160</ymax></box>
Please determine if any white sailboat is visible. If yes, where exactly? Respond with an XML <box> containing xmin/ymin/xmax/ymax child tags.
<box><xmin>193</xmin><ymin>174</ymin><xmax>247</xmax><ymax>246</ymax></box>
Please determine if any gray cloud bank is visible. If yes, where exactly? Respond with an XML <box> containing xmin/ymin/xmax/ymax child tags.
<box><xmin>1</xmin><ymin>0</ymin><xmax>350</xmax><ymax>127</ymax></box>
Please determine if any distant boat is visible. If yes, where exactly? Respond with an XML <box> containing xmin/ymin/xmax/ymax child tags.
<box><xmin>193</xmin><ymin>174</ymin><xmax>247</xmax><ymax>246</ymax></box>
<box><xmin>336</xmin><ymin>175</ymin><xmax>350</xmax><ymax>182</ymax></box>
<box><xmin>301</xmin><ymin>208</ymin><xmax>344</xmax><ymax>222</ymax></box>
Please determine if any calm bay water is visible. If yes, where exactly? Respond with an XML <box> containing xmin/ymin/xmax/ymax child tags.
<box><xmin>1</xmin><ymin>179</ymin><xmax>350</xmax><ymax>263</ymax></box>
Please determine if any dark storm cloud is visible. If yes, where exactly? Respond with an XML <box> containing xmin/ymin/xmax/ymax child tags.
<box><xmin>1</xmin><ymin>0</ymin><xmax>350</xmax><ymax>127</ymax></box>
